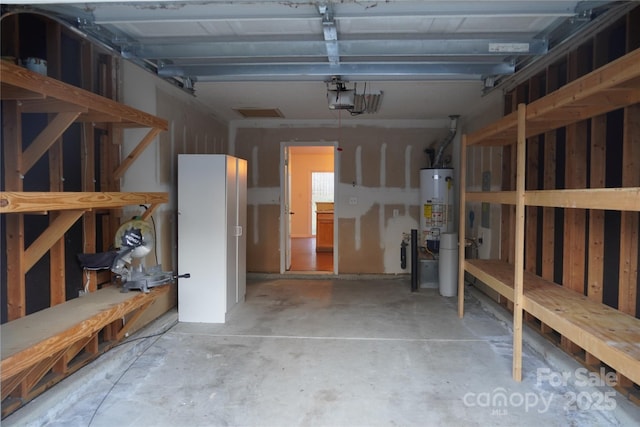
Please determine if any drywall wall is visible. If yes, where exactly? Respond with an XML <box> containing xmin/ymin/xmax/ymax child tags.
<box><xmin>119</xmin><ymin>61</ymin><xmax>228</xmax><ymax>322</ymax></box>
<box><xmin>233</xmin><ymin>123</ymin><xmax>451</xmax><ymax>274</ymax></box>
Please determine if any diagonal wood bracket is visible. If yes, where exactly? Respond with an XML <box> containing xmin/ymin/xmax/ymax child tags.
<box><xmin>21</xmin><ymin>111</ymin><xmax>82</xmax><ymax>175</ymax></box>
<box><xmin>1</xmin><ymin>349</ymin><xmax>65</xmax><ymax>400</ymax></box>
<box><xmin>22</xmin><ymin>350</ymin><xmax>67</xmax><ymax>396</ymax></box>
<box><xmin>113</xmin><ymin>127</ymin><xmax>162</xmax><ymax>180</ymax></box>
<box><xmin>141</xmin><ymin>203</ymin><xmax>162</xmax><ymax>220</ymax></box>
<box><xmin>116</xmin><ymin>300</ymin><xmax>154</xmax><ymax>341</ymax></box>
<box><xmin>24</xmin><ymin>210</ymin><xmax>85</xmax><ymax>272</ymax></box>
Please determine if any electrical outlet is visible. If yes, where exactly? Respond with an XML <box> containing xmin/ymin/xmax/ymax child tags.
<box><xmin>349</xmin><ymin>197</ymin><xmax>357</xmax><ymax>205</ymax></box>
<box><xmin>393</xmin><ymin>209</ymin><xmax>399</xmax><ymax>218</ymax></box>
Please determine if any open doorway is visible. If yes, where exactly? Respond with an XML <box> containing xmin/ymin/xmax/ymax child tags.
<box><xmin>281</xmin><ymin>143</ymin><xmax>336</xmax><ymax>273</ymax></box>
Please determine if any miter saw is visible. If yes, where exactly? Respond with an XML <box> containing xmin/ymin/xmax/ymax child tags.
<box><xmin>78</xmin><ymin>218</ymin><xmax>189</xmax><ymax>293</ymax></box>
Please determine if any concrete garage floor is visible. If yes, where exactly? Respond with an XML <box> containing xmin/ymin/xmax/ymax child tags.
<box><xmin>6</xmin><ymin>277</ymin><xmax>639</xmax><ymax>427</ymax></box>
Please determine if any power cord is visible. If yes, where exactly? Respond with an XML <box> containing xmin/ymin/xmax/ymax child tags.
<box><xmin>109</xmin><ymin>329</ymin><xmax>169</xmax><ymax>350</ymax></box>
<box><xmin>87</xmin><ymin>325</ymin><xmax>174</xmax><ymax>426</ymax></box>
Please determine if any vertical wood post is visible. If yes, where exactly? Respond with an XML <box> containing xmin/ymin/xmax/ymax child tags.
<box><xmin>47</xmin><ymin>21</ymin><xmax>66</xmax><ymax>307</ymax></box>
<box><xmin>525</xmin><ymin>76</ymin><xmax>542</xmax><ymax>274</ymax></box>
<box><xmin>513</xmin><ymin>103</ymin><xmax>527</xmax><ymax>382</ymax></box>
<box><xmin>81</xmin><ymin>42</ymin><xmax>98</xmax><ymax>295</ymax></box>
<box><xmin>458</xmin><ymin>135</ymin><xmax>467</xmax><ymax>318</ymax></box>
<box><xmin>82</xmin><ymin>123</ymin><xmax>98</xmax><ymax>293</ymax></box>
<box><xmin>541</xmin><ymin>65</ymin><xmax>558</xmax><ymax>284</ymax></box>
<box><xmin>618</xmin><ymin>104</ymin><xmax>639</xmax><ymax>317</ymax></box>
<box><xmin>3</xmin><ymin>101</ymin><xmax>26</xmax><ymax>320</ymax></box>
<box><xmin>561</xmin><ymin>50</ymin><xmax>589</xmax><ymax>355</ymax></box>
<box><xmin>585</xmin><ymin>30</ymin><xmax>608</xmax><ymax>370</ymax></box>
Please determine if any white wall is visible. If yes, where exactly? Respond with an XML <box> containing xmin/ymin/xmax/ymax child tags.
<box><xmin>119</xmin><ymin>61</ymin><xmax>228</xmax><ymax>271</ymax></box>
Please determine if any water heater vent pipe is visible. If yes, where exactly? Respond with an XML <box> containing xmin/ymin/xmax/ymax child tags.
<box><xmin>432</xmin><ymin>115</ymin><xmax>459</xmax><ymax>168</ymax></box>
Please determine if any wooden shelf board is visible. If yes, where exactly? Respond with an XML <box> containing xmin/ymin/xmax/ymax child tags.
<box><xmin>524</xmin><ymin>188</ymin><xmax>640</xmax><ymax>211</ymax></box>
<box><xmin>1</xmin><ymin>285</ymin><xmax>170</xmax><ymax>381</ymax></box>
<box><xmin>466</xmin><ymin>191</ymin><xmax>517</xmax><ymax>205</ymax></box>
<box><xmin>465</xmin><ymin>260</ymin><xmax>514</xmax><ymax>301</ymax></box>
<box><xmin>0</xmin><ymin>61</ymin><xmax>168</xmax><ymax>131</ymax></box>
<box><xmin>526</xmin><ymin>48</ymin><xmax>640</xmax><ymax>120</ymax></box>
<box><xmin>619</xmin><ymin>75</ymin><xmax>640</xmax><ymax>89</ymax></box>
<box><xmin>0</xmin><ymin>83</ymin><xmax>44</xmax><ymax>100</ymax></box>
<box><xmin>465</xmin><ymin>259</ymin><xmax>640</xmax><ymax>385</ymax></box>
<box><xmin>466</xmin><ymin>48</ymin><xmax>640</xmax><ymax>146</ymax></box>
<box><xmin>0</xmin><ymin>191</ymin><xmax>169</xmax><ymax>213</ymax></box>
<box><xmin>18</xmin><ymin>99</ymin><xmax>88</xmax><ymax>114</ymax></box>
<box><xmin>466</xmin><ymin>111</ymin><xmax>518</xmax><ymax>146</ymax></box>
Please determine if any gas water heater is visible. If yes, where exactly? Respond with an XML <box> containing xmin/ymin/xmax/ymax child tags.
<box><xmin>420</xmin><ymin>168</ymin><xmax>454</xmax><ymax>252</ymax></box>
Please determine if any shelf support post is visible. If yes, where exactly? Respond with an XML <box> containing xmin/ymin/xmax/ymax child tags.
<box><xmin>619</xmin><ymin>104</ymin><xmax>640</xmax><ymax>316</ymax></box>
<box><xmin>3</xmin><ymin>100</ymin><xmax>26</xmax><ymax>320</ymax></box>
<box><xmin>458</xmin><ymin>134</ymin><xmax>468</xmax><ymax>318</ymax></box>
<box><xmin>513</xmin><ymin>103</ymin><xmax>527</xmax><ymax>382</ymax></box>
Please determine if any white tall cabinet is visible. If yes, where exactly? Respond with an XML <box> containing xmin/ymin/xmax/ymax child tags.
<box><xmin>178</xmin><ymin>155</ymin><xmax>247</xmax><ymax>323</ymax></box>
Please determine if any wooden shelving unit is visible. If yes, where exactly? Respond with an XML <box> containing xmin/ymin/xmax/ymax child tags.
<box><xmin>0</xmin><ymin>285</ymin><xmax>170</xmax><ymax>416</ymax></box>
<box><xmin>0</xmin><ymin>191</ymin><xmax>168</xmax><ymax>214</ymax></box>
<box><xmin>457</xmin><ymin>48</ymin><xmax>640</xmax><ymax>383</ymax></box>
<box><xmin>1</xmin><ymin>60</ymin><xmax>170</xmax><ymax>415</ymax></box>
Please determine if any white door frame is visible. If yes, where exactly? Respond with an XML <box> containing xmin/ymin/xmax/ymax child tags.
<box><xmin>280</xmin><ymin>140</ymin><xmax>339</xmax><ymax>275</ymax></box>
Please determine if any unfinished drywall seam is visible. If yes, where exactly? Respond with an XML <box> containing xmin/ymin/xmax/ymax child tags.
<box><xmin>156</xmin><ymin>125</ymin><xmax>162</xmax><ymax>185</ymax></box>
<box><xmin>380</xmin><ymin>143</ymin><xmax>387</xmax><ymax>187</ymax></box>
<box><xmin>169</xmin><ymin>121</ymin><xmax>176</xmax><ymax>271</ymax></box>
<box><xmin>182</xmin><ymin>126</ymin><xmax>187</xmax><ymax>154</ymax></box>
<box><xmin>378</xmin><ymin>200</ymin><xmax>384</xmax><ymax>250</ymax></box>
<box><xmin>355</xmin><ymin>145</ymin><xmax>363</xmax><ymax>186</ymax></box>
<box><xmin>252</xmin><ymin>146</ymin><xmax>260</xmax><ymax>245</ymax></box>
<box><xmin>404</xmin><ymin>145</ymin><xmax>413</xmax><ymax>215</ymax></box>
<box><xmin>251</xmin><ymin>146</ymin><xmax>259</xmax><ymax>187</ymax></box>
<box><xmin>228</xmin><ymin>125</ymin><xmax>236</xmax><ymax>156</ymax></box>
<box><xmin>404</xmin><ymin>145</ymin><xmax>412</xmax><ymax>190</ymax></box>
<box><xmin>379</xmin><ymin>143</ymin><xmax>387</xmax><ymax>249</ymax></box>
<box><xmin>355</xmin><ymin>145</ymin><xmax>363</xmax><ymax>250</ymax></box>
<box><xmin>170</xmin><ymin>121</ymin><xmax>175</xmax><ymax>185</ymax></box>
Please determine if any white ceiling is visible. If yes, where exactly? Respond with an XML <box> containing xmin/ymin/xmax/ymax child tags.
<box><xmin>5</xmin><ymin>0</ymin><xmax>630</xmax><ymax>123</ymax></box>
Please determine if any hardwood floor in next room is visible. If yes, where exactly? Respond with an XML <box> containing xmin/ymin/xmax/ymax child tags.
<box><xmin>290</xmin><ymin>237</ymin><xmax>333</xmax><ymax>272</ymax></box>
